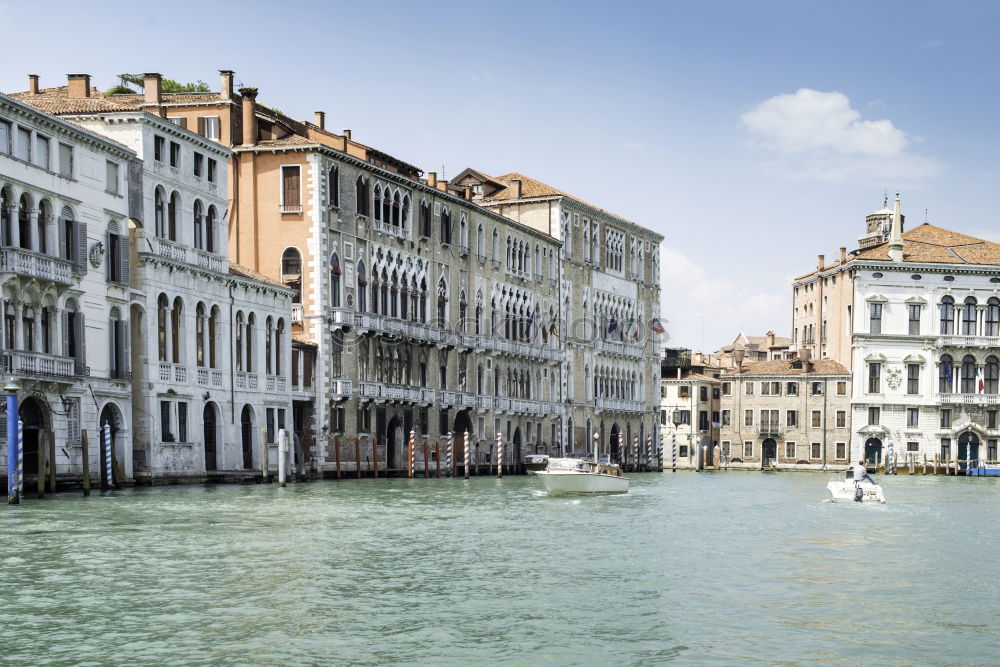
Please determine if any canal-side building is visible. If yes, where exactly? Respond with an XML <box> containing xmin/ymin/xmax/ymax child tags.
<box><xmin>11</xmin><ymin>75</ymin><xmax>295</xmax><ymax>482</ymax></box>
<box><xmin>792</xmin><ymin>195</ymin><xmax>1000</xmax><ymax>468</ymax></box>
<box><xmin>450</xmin><ymin>169</ymin><xmax>664</xmax><ymax>461</ymax></box>
<box><xmin>719</xmin><ymin>357</ymin><xmax>852</xmax><ymax>469</ymax></box>
<box><xmin>0</xmin><ymin>89</ymin><xmax>138</xmax><ymax>483</ymax></box>
<box><xmin>659</xmin><ymin>348</ymin><xmax>722</xmax><ymax>469</ymax></box>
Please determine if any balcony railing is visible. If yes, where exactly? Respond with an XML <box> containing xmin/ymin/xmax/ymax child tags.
<box><xmin>193</xmin><ymin>248</ymin><xmax>228</xmax><ymax>274</ymax></box>
<box><xmin>758</xmin><ymin>424</ymin><xmax>782</xmax><ymax>436</ymax></box>
<box><xmin>595</xmin><ymin>397</ymin><xmax>647</xmax><ymax>413</ymax></box>
<box><xmin>292</xmin><ymin>304</ymin><xmax>303</xmax><ymax>324</ymax></box>
<box><xmin>358</xmin><ymin>381</ymin><xmax>422</xmax><ymax>403</ymax></box>
<box><xmin>155</xmin><ymin>238</ymin><xmax>187</xmax><ymax>263</ymax></box>
<box><xmin>595</xmin><ymin>338</ymin><xmax>645</xmax><ymax>359</ymax></box>
<box><xmin>938</xmin><ymin>335</ymin><xmax>1000</xmax><ymax>348</ymax></box>
<box><xmin>0</xmin><ymin>247</ymin><xmax>74</xmax><ymax>285</ymax></box>
<box><xmin>280</xmin><ymin>204</ymin><xmax>302</xmax><ymax>214</ymax></box>
<box><xmin>235</xmin><ymin>371</ymin><xmax>259</xmax><ymax>390</ymax></box>
<box><xmin>331</xmin><ymin>379</ymin><xmax>352</xmax><ymax>399</ymax></box>
<box><xmin>939</xmin><ymin>392</ymin><xmax>1000</xmax><ymax>405</ymax></box>
<box><xmin>477</xmin><ymin>395</ymin><xmax>493</xmax><ymax>412</ymax></box>
<box><xmin>265</xmin><ymin>375</ymin><xmax>288</xmax><ymax>392</ymax></box>
<box><xmin>2</xmin><ymin>350</ymin><xmax>76</xmax><ymax>379</ymax></box>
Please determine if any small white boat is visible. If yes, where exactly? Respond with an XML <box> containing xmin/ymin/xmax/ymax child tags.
<box><xmin>536</xmin><ymin>458</ymin><xmax>629</xmax><ymax>495</ymax></box>
<box><xmin>523</xmin><ymin>454</ymin><xmax>550</xmax><ymax>475</ymax></box>
<box><xmin>827</xmin><ymin>470</ymin><xmax>886</xmax><ymax>503</ymax></box>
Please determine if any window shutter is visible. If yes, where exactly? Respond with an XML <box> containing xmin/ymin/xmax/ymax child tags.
<box><xmin>61</xmin><ymin>311</ymin><xmax>69</xmax><ymax>357</ymax></box>
<box><xmin>75</xmin><ymin>221</ymin><xmax>88</xmax><ymax>274</ymax></box>
<box><xmin>77</xmin><ymin>312</ymin><xmax>86</xmax><ymax>366</ymax></box>
<box><xmin>119</xmin><ymin>233</ymin><xmax>129</xmax><ymax>286</ymax></box>
<box><xmin>122</xmin><ymin>319</ymin><xmax>130</xmax><ymax>372</ymax></box>
<box><xmin>108</xmin><ymin>317</ymin><xmax>115</xmax><ymax>376</ymax></box>
<box><xmin>197</xmin><ymin>117</ymin><xmax>206</xmax><ymax>136</ymax></box>
<box><xmin>58</xmin><ymin>216</ymin><xmax>67</xmax><ymax>260</ymax></box>
<box><xmin>106</xmin><ymin>230</ymin><xmax>113</xmax><ymax>281</ymax></box>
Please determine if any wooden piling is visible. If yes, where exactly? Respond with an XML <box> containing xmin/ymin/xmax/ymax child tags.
<box><xmin>259</xmin><ymin>427</ymin><xmax>269</xmax><ymax>482</ymax></box>
<box><xmin>435</xmin><ymin>442</ymin><xmax>441</xmax><ymax>478</ymax></box>
<box><xmin>923</xmin><ymin>453</ymin><xmax>927</xmax><ymax>475</ymax></box>
<box><xmin>48</xmin><ymin>430</ymin><xmax>55</xmax><ymax>493</ymax></box>
<box><xmin>81</xmin><ymin>429</ymin><xmax>90</xmax><ymax>496</ymax></box>
<box><xmin>37</xmin><ymin>430</ymin><xmax>46</xmax><ymax>498</ymax></box>
<box><xmin>335</xmin><ymin>436</ymin><xmax>341</xmax><ymax>480</ymax></box>
<box><xmin>355</xmin><ymin>438</ymin><xmax>361</xmax><ymax>480</ymax></box>
<box><xmin>423</xmin><ymin>441</ymin><xmax>429</xmax><ymax>478</ymax></box>
<box><xmin>110</xmin><ymin>431</ymin><xmax>119</xmax><ymax>489</ymax></box>
<box><xmin>372</xmin><ymin>437</ymin><xmax>379</xmax><ymax>479</ymax></box>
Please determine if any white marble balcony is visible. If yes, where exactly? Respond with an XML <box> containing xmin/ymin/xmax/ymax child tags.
<box><xmin>0</xmin><ymin>247</ymin><xmax>73</xmax><ymax>285</ymax></box>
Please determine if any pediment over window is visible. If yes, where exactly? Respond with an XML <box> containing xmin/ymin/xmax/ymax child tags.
<box><xmin>952</xmin><ymin>421</ymin><xmax>987</xmax><ymax>438</ymax></box>
<box><xmin>902</xmin><ymin>353</ymin><xmax>926</xmax><ymax>363</ymax></box>
<box><xmin>857</xmin><ymin>424</ymin><xmax>889</xmax><ymax>436</ymax></box>
<box><xmin>905</xmin><ymin>296</ymin><xmax>927</xmax><ymax>305</ymax></box>
<box><xmin>866</xmin><ymin>294</ymin><xmax>888</xmax><ymax>304</ymax></box>
<box><xmin>864</xmin><ymin>352</ymin><xmax>888</xmax><ymax>362</ymax></box>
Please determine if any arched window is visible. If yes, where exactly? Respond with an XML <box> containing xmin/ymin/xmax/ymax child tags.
<box><xmin>962</xmin><ymin>297</ymin><xmax>978</xmax><ymax>336</ymax></box>
<box><xmin>245</xmin><ymin>313</ymin><xmax>255</xmax><ymax>373</ymax></box>
<box><xmin>356</xmin><ymin>176</ymin><xmax>370</xmax><ymax>216</ymax></box>
<box><xmin>275</xmin><ymin>319</ymin><xmax>284</xmax><ymax>375</ymax></box>
<box><xmin>380</xmin><ymin>269</ymin><xmax>389</xmax><ymax>316</ymax></box>
<box><xmin>265</xmin><ymin>316</ymin><xmax>274</xmax><ymax>374</ymax></box>
<box><xmin>390</xmin><ymin>271</ymin><xmax>399</xmax><ymax>318</ymax></box>
<box><xmin>419</xmin><ymin>200</ymin><xmax>431</xmax><ymax>237</ymax></box>
<box><xmin>391</xmin><ymin>191</ymin><xmax>401</xmax><ymax>227</ymax></box>
<box><xmin>986</xmin><ymin>355</ymin><xmax>999</xmax><ymax>394</ymax></box>
<box><xmin>157</xmin><ymin>294</ymin><xmax>169</xmax><ymax>361</ymax></box>
<box><xmin>492</xmin><ymin>228</ymin><xmax>499</xmax><ymax>261</ymax></box>
<box><xmin>459</xmin><ymin>291</ymin><xmax>467</xmax><ymax>333</ymax></box>
<box><xmin>235</xmin><ymin>311</ymin><xmax>244</xmax><ymax>371</ymax></box>
<box><xmin>154</xmin><ymin>188</ymin><xmax>166</xmax><ymax>238</ymax></box>
<box><xmin>109</xmin><ymin>307</ymin><xmax>126</xmax><ymax>379</ymax></box>
<box><xmin>281</xmin><ymin>247</ymin><xmax>302</xmax><ymax>304</ymax></box>
<box><xmin>382</xmin><ymin>187</ymin><xmax>391</xmax><ymax>223</ymax></box>
<box><xmin>419</xmin><ymin>278</ymin><xmax>427</xmax><ymax>322</ymax></box>
<box><xmin>459</xmin><ymin>214</ymin><xmax>468</xmax><ymax>249</ymax></box>
<box><xmin>171</xmin><ymin>297</ymin><xmax>184</xmax><ymax>364</ymax></box>
<box><xmin>373</xmin><ymin>184</ymin><xmax>383</xmax><ymax>222</ymax></box>
<box><xmin>961</xmin><ymin>354</ymin><xmax>977</xmax><ymax>394</ymax></box>
<box><xmin>37</xmin><ymin>199</ymin><xmax>50</xmax><ymax>254</ymax></box>
<box><xmin>168</xmin><ymin>191</ymin><xmax>180</xmax><ymax>241</ymax></box>
<box><xmin>64</xmin><ymin>298</ymin><xmax>83</xmax><ymax>364</ymax></box>
<box><xmin>987</xmin><ymin>298</ymin><xmax>1000</xmax><ymax>337</ymax></box>
<box><xmin>357</xmin><ymin>261</ymin><xmax>367</xmax><ymax>312</ymax></box>
<box><xmin>401</xmin><ymin>195</ymin><xmax>410</xmax><ymax>232</ymax></box>
<box><xmin>441</xmin><ymin>207</ymin><xmax>452</xmax><ymax>245</ymax></box>
<box><xmin>328</xmin><ymin>165</ymin><xmax>340</xmax><ymax>207</ymax></box>
<box><xmin>477</xmin><ymin>224</ymin><xmax>485</xmax><ymax>258</ymax></box>
<box><xmin>209</xmin><ymin>306</ymin><xmax>219</xmax><ymax>369</ymax></box>
<box><xmin>437</xmin><ymin>277</ymin><xmax>448</xmax><ymax>326</ymax></box>
<box><xmin>196</xmin><ymin>303</ymin><xmax>207</xmax><ymax>367</ymax></box>
<box><xmin>18</xmin><ymin>194</ymin><xmax>31</xmax><ymax>250</ymax></box>
<box><xmin>0</xmin><ymin>187</ymin><xmax>11</xmax><ymax>246</ymax></box>
<box><xmin>193</xmin><ymin>199</ymin><xmax>204</xmax><ymax>250</ymax></box>
<box><xmin>940</xmin><ymin>296</ymin><xmax>955</xmax><ymax>335</ymax></box>
<box><xmin>206</xmin><ymin>205</ymin><xmax>217</xmax><ymax>253</ymax></box>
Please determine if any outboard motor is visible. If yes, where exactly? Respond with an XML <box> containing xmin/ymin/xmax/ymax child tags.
<box><xmin>854</xmin><ymin>482</ymin><xmax>864</xmax><ymax>503</ymax></box>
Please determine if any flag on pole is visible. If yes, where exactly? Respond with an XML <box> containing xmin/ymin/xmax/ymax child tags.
<box><xmin>550</xmin><ymin>318</ymin><xmax>559</xmax><ymax>337</ymax></box>
<box><xmin>978</xmin><ymin>365</ymin><xmax>986</xmax><ymax>393</ymax></box>
<box><xmin>608</xmin><ymin>317</ymin><xmax>618</xmax><ymax>335</ymax></box>
<box><xmin>650</xmin><ymin>318</ymin><xmax>665</xmax><ymax>334</ymax></box>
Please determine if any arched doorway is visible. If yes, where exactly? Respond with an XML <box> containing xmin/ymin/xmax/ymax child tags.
<box><xmin>762</xmin><ymin>438</ymin><xmax>777</xmax><ymax>467</ymax></box>
<box><xmin>512</xmin><ymin>427</ymin><xmax>522</xmax><ymax>470</ymax></box>
<box><xmin>18</xmin><ymin>397</ymin><xmax>45</xmax><ymax>475</ymax></box>
<box><xmin>609</xmin><ymin>423</ymin><xmax>620</xmax><ymax>463</ymax></box>
<box><xmin>204</xmin><ymin>402</ymin><xmax>219</xmax><ymax>471</ymax></box>
<box><xmin>864</xmin><ymin>437</ymin><xmax>883</xmax><ymax>466</ymax></box>
<box><xmin>959</xmin><ymin>432</ymin><xmax>980</xmax><ymax>471</ymax></box>
<box><xmin>386</xmin><ymin>415</ymin><xmax>403</xmax><ymax>470</ymax></box>
<box><xmin>453</xmin><ymin>409</ymin><xmax>473</xmax><ymax>442</ymax></box>
<box><xmin>566</xmin><ymin>417</ymin><xmax>573</xmax><ymax>455</ymax></box>
<box><xmin>240</xmin><ymin>405</ymin><xmax>255</xmax><ymax>470</ymax></box>
<box><xmin>99</xmin><ymin>402</ymin><xmax>124</xmax><ymax>484</ymax></box>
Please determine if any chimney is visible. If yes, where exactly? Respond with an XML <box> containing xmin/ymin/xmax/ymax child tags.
<box><xmin>510</xmin><ymin>178</ymin><xmax>522</xmax><ymax>198</ymax></box>
<box><xmin>219</xmin><ymin>70</ymin><xmax>234</xmax><ymax>101</ymax></box>
<box><xmin>839</xmin><ymin>247</ymin><xmax>847</xmax><ymax>263</ymax></box>
<box><xmin>817</xmin><ymin>254</ymin><xmax>825</xmax><ymax>271</ymax></box>
<box><xmin>437</xmin><ymin>179</ymin><xmax>449</xmax><ymax>192</ymax></box>
<box><xmin>464</xmin><ymin>186</ymin><xmax>472</xmax><ymax>201</ymax></box>
<box><xmin>343</xmin><ymin>129</ymin><xmax>352</xmax><ymax>141</ymax></box>
<box><xmin>66</xmin><ymin>74</ymin><xmax>91</xmax><ymax>99</ymax></box>
<box><xmin>888</xmin><ymin>193</ymin><xmax>904</xmax><ymax>262</ymax></box>
<box><xmin>767</xmin><ymin>331</ymin><xmax>775</xmax><ymax>349</ymax></box>
<box><xmin>143</xmin><ymin>73</ymin><xmax>162</xmax><ymax>105</ymax></box>
<box><xmin>427</xmin><ymin>172</ymin><xmax>437</xmax><ymax>188</ymax></box>
<box><xmin>28</xmin><ymin>74</ymin><xmax>39</xmax><ymax>95</ymax></box>
<box><xmin>238</xmin><ymin>87</ymin><xmax>258</xmax><ymax>146</ymax></box>
<box><xmin>314</xmin><ymin>111</ymin><xmax>325</xmax><ymax>130</ymax></box>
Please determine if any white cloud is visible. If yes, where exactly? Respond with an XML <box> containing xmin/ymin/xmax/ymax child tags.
<box><xmin>741</xmin><ymin>88</ymin><xmax>942</xmax><ymax>185</ymax></box>
<box><xmin>658</xmin><ymin>245</ymin><xmax>789</xmax><ymax>352</ymax></box>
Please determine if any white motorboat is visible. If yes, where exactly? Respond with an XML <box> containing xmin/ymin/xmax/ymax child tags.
<box><xmin>523</xmin><ymin>454</ymin><xmax>550</xmax><ymax>475</ymax></box>
<box><xmin>535</xmin><ymin>458</ymin><xmax>629</xmax><ymax>495</ymax></box>
<box><xmin>827</xmin><ymin>470</ymin><xmax>886</xmax><ymax>503</ymax></box>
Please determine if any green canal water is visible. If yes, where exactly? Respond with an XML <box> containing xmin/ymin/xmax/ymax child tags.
<box><xmin>2</xmin><ymin>472</ymin><xmax>999</xmax><ymax>666</ymax></box>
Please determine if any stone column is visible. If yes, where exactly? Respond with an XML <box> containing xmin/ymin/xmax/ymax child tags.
<box><xmin>27</xmin><ymin>209</ymin><xmax>38</xmax><ymax>252</ymax></box>
<box><xmin>6</xmin><ymin>205</ymin><xmax>19</xmax><ymax>248</ymax></box>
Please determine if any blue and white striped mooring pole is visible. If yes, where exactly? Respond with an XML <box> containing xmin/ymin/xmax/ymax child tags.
<box><xmin>103</xmin><ymin>421</ymin><xmax>113</xmax><ymax>489</ymax></box>
<box><xmin>887</xmin><ymin>442</ymin><xmax>894</xmax><ymax>475</ymax></box>
<box><xmin>6</xmin><ymin>378</ymin><xmax>20</xmax><ymax>505</ymax></box>
<box><xmin>16</xmin><ymin>419</ymin><xmax>23</xmax><ymax>499</ymax></box>
<box><xmin>672</xmin><ymin>434</ymin><xmax>677</xmax><ymax>473</ymax></box>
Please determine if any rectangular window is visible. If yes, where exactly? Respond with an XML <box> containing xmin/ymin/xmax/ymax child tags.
<box><xmin>266</xmin><ymin>408</ymin><xmax>276</xmax><ymax>444</ymax></box>
<box><xmin>811</xmin><ymin>381</ymin><xmax>823</xmax><ymax>395</ymax></box>
<box><xmin>699</xmin><ymin>386</ymin><xmax>708</xmax><ymax>402</ymax></box>
<box><xmin>868</xmin><ymin>407</ymin><xmax>880</xmax><ymax>426</ymax></box>
<box><xmin>868</xmin><ymin>363</ymin><xmax>881</xmax><ymax>393</ymax></box>
<box><xmin>811</xmin><ymin>442</ymin><xmax>821</xmax><ymax>459</ymax></box>
<box><xmin>193</xmin><ymin>152</ymin><xmax>203</xmax><ymax>178</ymax></box>
<box><xmin>207</xmin><ymin>158</ymin><xmax>217</xmax><ymax>183</ymax></box>
<box><xmin>331</xmin><ymin>407</ymin><xmax>345</xmax><ymax>433</ymax></box>
<box><xmin>744</xmin><ymin>409</ymin><xmax>753</xmax><ymax>426</ymax></box>
<box><xmin>699</xmin><ymin>411</ymin><xmax>709</xmax><ymax>431</ymax></box>
<box><xmin>907</xmin><ymin>442</ymin><xmax>919</xmax><ymax>452</ymax></box>
<box><xmin>16</xmin><ymin>127</ymin><xmax>31</xmax><ymax>161</ymax></box>
<box><xmin>660</xmin><ymin>410</ymin><xmax>667</xmax><ymax>425</ymax></box>
<box><xmin>178</xmin><ymin>402</ymin><xmax>188</xmax><ymax>442</ymax></box>
<box><xmin>836</xmin><ymin>410</ymin><xmax>846</xmax><ymax>428</ymax></box>
<box><xmin>989</xmin><ymin>410</ymin><xmax>998</xmax><ymax>430</ymax></box>
<box><xmin>940</xmin><ymin>409</ymin><xmax>951</xmax><ymax>428</ymax></box>
<box><xmin>281</xmin><ymin>165</ymin><xmax>301</xmax><ymax>210</ymax></box>
<box><xmin>785</xmin><ymin>442</ymin><xmax>796</xmax><ymax>459</ymax></box>
<box><xmin>941</xmin><ymin>438</ymin><xmax>952</xmax><ymax>461</ymax></box>
<box><xmin>786</xmin><ymin>410</ymin><xmax>797</xmax><ymax>427</ymax></box>
<box><xmin>722</xmin><ymin>382</ymin><xmax>732</xmax><ymax>396</ymax></box>
<box><xmin>869</xmin><ymin>302</ymin><xmax>882</xmax><ymax>334</ymax></box>
<box><xmin>154</xmin><ymin>135</ymin><xmax>165</xmax><ymax>162</ymax></box>
<box><xmin>835</xmin><ymin>442</ymin><xmax>847</xmax><ymax>459</ymax></box>
<box><xmin>169</xmin><ymin>141</ymin><xmax>181</xmax><ymax>168</ymax></box>
<box><xmin>837</xmin><ymin>381</ymin><xmax>847</xmax><ymax>396</ymax></box>
<box><xmin>678</xmin><ymin>385</ymin><xmax>690</xmax><ymax>399</ymax></box>
<box><xmin>989</xmin><ymin>439</ymin><xmax>997</xmax><ymax>461</ymax></box>
<box><xmin>721</xmin><ymin>410</ymin><xmax>731</xmax><ymax>427</ymax></box>
<box><xmin>811</xmin><ymin>410</ymin><xmax>821</xmax><ymax>427</ymax></box>
<box><xmin>58</xmin><ymin>143</ymin><xmax>73</xmax><ymax>177</ymax></box>
<box><xmin>786</xmin><ymin>381</ymin><xmax>798</xmax><ymax>396</ymax></box>
<box><xmin>106</xmin><ymin>161</ymin><xmax>119</xmax><ymax>195</ymax></box>
<box><xmin>907</xmin><ymin>408</ymin><xmax>919</xmax><ymax>427</ymax></box>
<box><xmin>0</xmin><ymin>120</ymin><xmax>10</xmax><ymax>154</ymax></box>
<box><xmin>160</xmin><ymin>401</ymin><xmax>172</xmax><ymax>441</ymax></box>
<box><xmin>65</xmin><ymin>398</ymin><xmax>81</xmax><ymax>445</ymax></box>
<box><xmin>909</xmin><ymin>304</ymin><xmax>922</xmax><ymax>335</ymax></box>
<box><xmin>761</xmin><ymin>382</ymin><xmax>771</xmax><ymax>396</ymax></box>
<box><xmin>35</xmin><ymin>134</ymin><xmax>50</xmax><ymax>169</ymax></box>
<box><xmin>676</xmin><ymin>410</ymin><xmax>690</xmax><ymax>425</ymax></box>
<box><xmin>907</xmin><ymin>364</ymin><xmax>920</xmax><ymax>394</ymax></box>
<box><xmin>203</xmin><ymin>116</ymin><xmax>221</xmax><ymax>140</ymax></box>
<box><xmin>743</xmin><ymin>441</ymin><xmax>753</xmax><ymax>458</ymax></box>
<box><xmin>745</xmin><ymin>382</ymin><xmax>754</xmax><ymax>396</ymax></box>
<box><xmin>357</xmin><ymin>405</ymin><xmax>371</xmax><ymax>432</ymax></box>
<box><xmin>722</xmin><ymin>441</ymin><xmax>731</xmax><ymax>457</ymax></box>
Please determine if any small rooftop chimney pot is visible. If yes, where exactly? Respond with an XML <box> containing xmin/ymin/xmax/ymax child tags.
<box><xmin>839</xmin><ymin>247</ymin><xmax>847</xmax><ymax>263</ymax></box>
<box><xmin>66</xmin><ymin>74</ymin><xmax>91</xmax><ymax>99</ymax></box>
<box><xmin>238</xmin><ymin>87</ymin><xmax>258</xmax><ymax>146</ymax></box>
<box><xmin>143</xmin><ymin>73</ymin><xmax>162</xmax><ymax>105</ymax></box>
<box><xmin>817</xmin><ymin>254</ymin><xmax>825</xmax><ymax>271</ymax></box>
<box><xmin>427</xmin><ymin>172</ymin><xmax>437</xmax><ymax>187</ymax></box>
<box><xmin>314</xmin><ymin>111</ymin><xmax>325</xmax><ymax>130</ymax></box>
<box><xmin>219</xmin><ymin>70</ymin><xmax>234</xmax><ymax>101</ymax></box>
<box><xmin>510</xmin><ymin>178</ymin><xmax>522</xmax><ymax>199</ymax></box>
<box><xmin>28</xmin><ymin>74</ymin><xmax>39</xmax><ymax>95</ymax></box>
<box><xmin>343</xmin><ymin>129</ymin><xmax>352</xmax><ymax>141</ymax></box>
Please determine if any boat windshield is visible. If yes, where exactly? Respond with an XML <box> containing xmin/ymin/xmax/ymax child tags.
<box><xmin>547</xmin><ymin>458</ymin><xmax>585</xmax><ymax>471</ymax></box>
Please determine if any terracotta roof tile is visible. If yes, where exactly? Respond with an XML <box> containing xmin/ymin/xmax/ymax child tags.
<box><xmin>292</xmin><ymin>333</ymin><xmax>318</xmax><ymax>347</ymax></box>
<box><xmin>9</xmin><ymin>85</ymin><xmax>141</xmax><ymax>114</ymax></box>
<box><xmin>233</xmin><ymin>135</ymin><xmax>317</xmax><ymax>151</ymax></box>
<box><xmin>229</xmin><ymin>262</ymin><xmax>287</xmax><ymax>289</ymax></box>
<box><xmin>722</xmin><ymin>359</ymin><xmax>849</xmax><ymax>377</ymax></box>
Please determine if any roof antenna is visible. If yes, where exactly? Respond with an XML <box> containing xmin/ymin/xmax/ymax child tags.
<box><xmin>883</xmin><ymin>189</ymin><xmax>888</xmax><ymax>208</ymax></box>
<box><xmin>925</xmin><ymin>208</ymin><xmax>928</xmax><ymax>224</ymax></box>
<box><xmin>441</xmin><ymin>164</ymin><xmax>446</xmax><ymax>180</ymax></box>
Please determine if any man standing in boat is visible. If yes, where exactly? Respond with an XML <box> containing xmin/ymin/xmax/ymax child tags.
<box><xmin>852</xmin><ymin>460</ymin><xmax>877</xmax><ymax>501</ymax></box>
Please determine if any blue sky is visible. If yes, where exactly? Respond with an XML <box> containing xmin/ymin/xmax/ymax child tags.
<box><xmin>3</xmin><ymin>0</ymin><xmax>998</xmax><ymax>351</ymax></box>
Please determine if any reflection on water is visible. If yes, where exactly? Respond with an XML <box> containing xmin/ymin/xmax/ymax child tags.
<box><xmin>2</xmin><ymin>472</ymin><xmax>1000</xmax><ymax>665</ymax></box>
